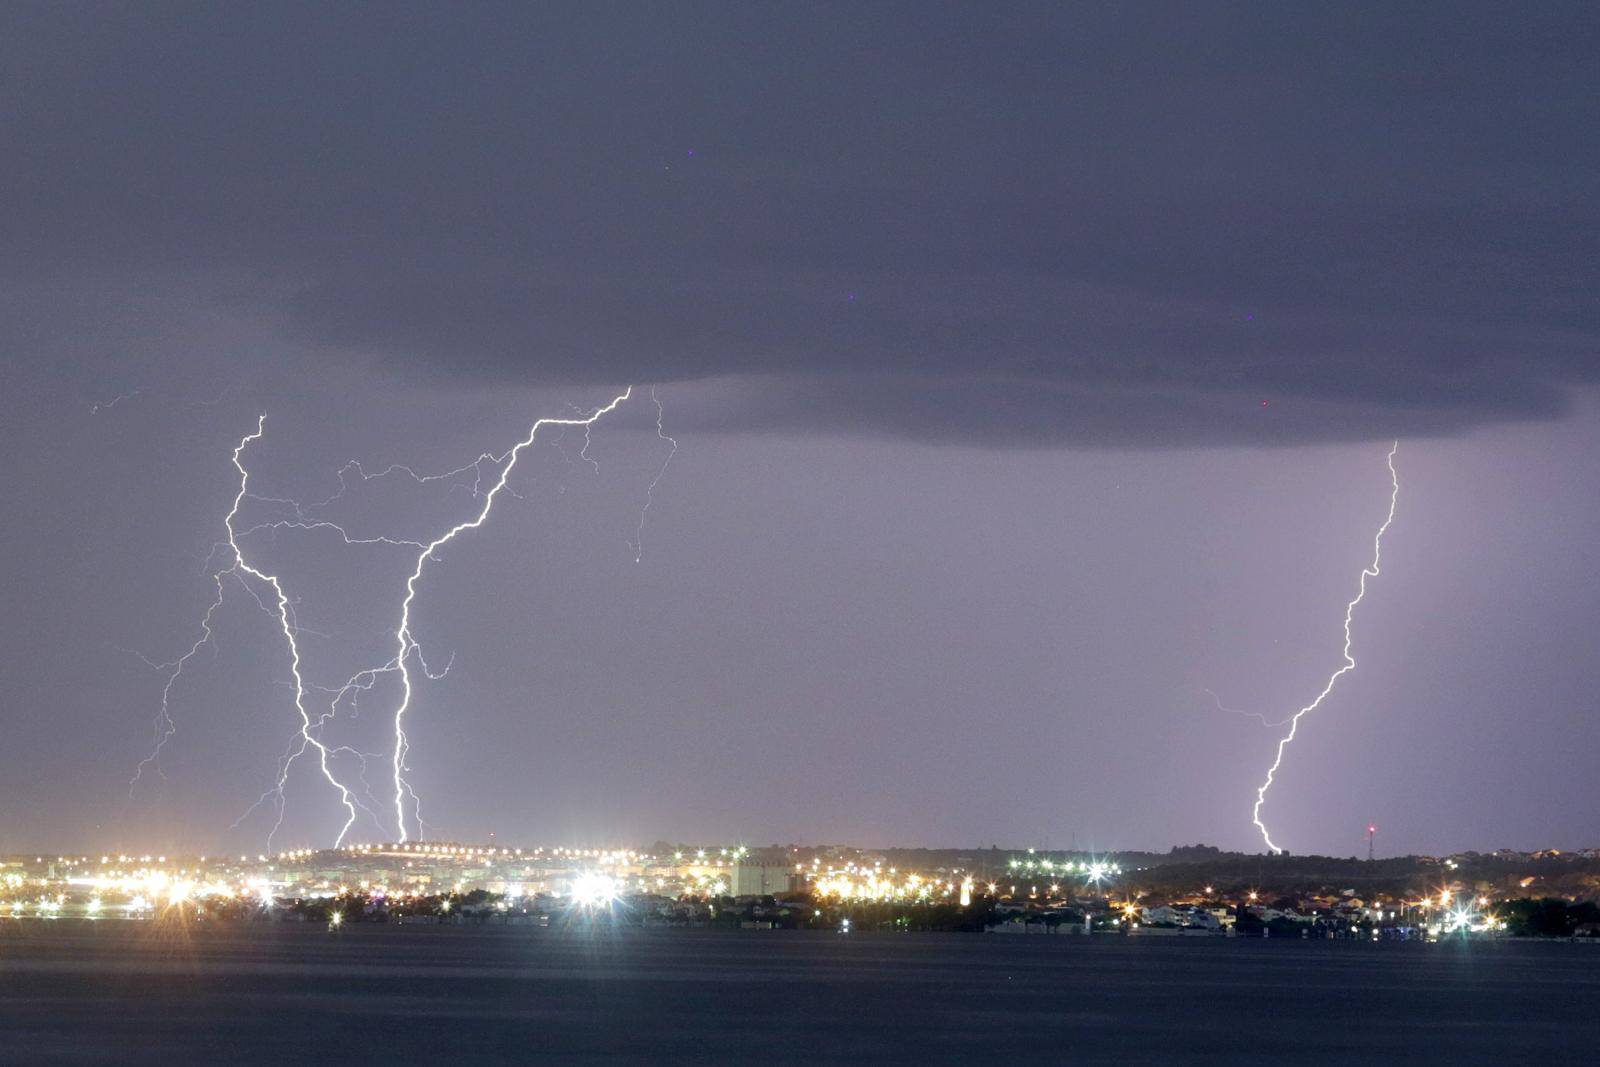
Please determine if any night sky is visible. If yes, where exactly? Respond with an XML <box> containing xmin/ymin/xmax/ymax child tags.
<box><xmin>2</xmin><ymin>3</ymin><xmax>1596</xmax><ymax>856</ymax></box>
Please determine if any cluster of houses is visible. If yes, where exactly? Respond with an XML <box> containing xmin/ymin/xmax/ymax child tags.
<box><xmin>983</xmin><ymin>890</ymin><xmax>1499</xmax><ymax>939</ymax></box>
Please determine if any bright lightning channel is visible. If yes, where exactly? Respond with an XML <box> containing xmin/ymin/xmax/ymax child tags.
<box><xmin>133</xmin><ymin>419</ymin><xmax>362</xmax><ymax>845</ymax></box>
<box><xmin>383</xmin><ymin>387</ymin><xmax>636</xmax><ymax>841</ymax></box>
<box><xmin>1250</xmin><ymin>442</ymin><xmax>1399</xmax><ymax>854</ymax></box>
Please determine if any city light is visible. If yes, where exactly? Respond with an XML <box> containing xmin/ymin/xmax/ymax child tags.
<box><xmin>570</xmin><ymin>872</ymin><xmax>620</xmax><ymax>908</ymax></box>
<box><xmin>0</xmin><ymin>841</ymin><xmax>1584</xmax><ymax>945</ymax></box>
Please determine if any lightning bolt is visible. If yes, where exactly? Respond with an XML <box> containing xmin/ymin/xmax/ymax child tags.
<box><xmin>381</xmin><ymin>387</ymin><xmax>635</xmax><ymax>841</ymax></box>
<box><xmin>1250</xmin><ymin>442</ymin><xmax>1399</xmax><ymax>854</ymax></box>
<box><xmin>132</xmin><ymin>418</ymin><xmax>361</xmax><ymax>847</ymax></box>
<box><xmin>224</xmin><ymin>421</ymin><xmax>363</xmax><ymax>847</ymax></box>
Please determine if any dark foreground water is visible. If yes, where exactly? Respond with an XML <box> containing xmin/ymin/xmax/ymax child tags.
<box><xmin>2</xmin><ymin>924</ymin><xmax>1597</xmax><ymax>1064</ymax></box>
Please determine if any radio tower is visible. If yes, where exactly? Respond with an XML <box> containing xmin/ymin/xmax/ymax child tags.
<box><xmin>1366</xmin><ymin>824</ymin><xmax>1377</xmax><ymax>862</ymax></box>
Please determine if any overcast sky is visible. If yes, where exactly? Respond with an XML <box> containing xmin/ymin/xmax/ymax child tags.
<box><xmin>2</xmin><ymin>2</ymin><xmax>1596</xmax><ymax>856</ymax></box>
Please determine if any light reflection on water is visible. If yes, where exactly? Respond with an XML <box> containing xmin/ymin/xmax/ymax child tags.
<box><xmin>2</xmin><ymin>925</ymin><xmax>1597</xmax><ymax>1062</ymax></box>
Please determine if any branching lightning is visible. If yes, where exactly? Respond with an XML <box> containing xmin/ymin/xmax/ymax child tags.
<box><xmin>221</xmin><ymin>423</ymin><xmax>364</xmax><ymax>847</ymax></box>
<box><xmin>129</xmin><ymin>570</ymin><xmax>233</xmax><ymax>793</ymax></box>
<box><xmin>132</xmin><ymin>419</ymin><xmax>361</xmax><ymax>847</ymax></box>
<box><xmin>131</xmin><ymin>386</ymin><xmax>667</xmax><ymax>849</ymax></box>
<box><xmin>1198</xmin><ymin>686</ymin><xmax>1291</xmax><ymax>729</ymax></box>
<box><xmin>1249</xmin><ymin>442</ymin><xmax>1400</xmax><ymax>854</ymax></box>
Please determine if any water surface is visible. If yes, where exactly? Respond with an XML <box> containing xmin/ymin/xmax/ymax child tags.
<box><xmin>2</xmin><ymin>924</ymin><xmax>1596</xmax><ymax>1063</ymax></box>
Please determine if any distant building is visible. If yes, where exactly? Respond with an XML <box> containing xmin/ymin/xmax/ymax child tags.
<box><xmin>1143</xmin><ymin>905</ymin><xmax>1222</xmax><ymax>929</ymax></box>
<box><xmin>730</xmin><ymin>863</ymin><xmax>795</xmax><ymax>897</ymax></box>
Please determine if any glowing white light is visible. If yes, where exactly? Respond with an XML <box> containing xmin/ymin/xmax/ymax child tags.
<box><xmin>571</xmin><ymin>872</ymin><xmax>620</xmax><ymax>908</ymax></box>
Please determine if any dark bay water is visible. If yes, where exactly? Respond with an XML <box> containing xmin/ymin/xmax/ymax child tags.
<box><xmin>2</xmin><ymin>924</ymin><xmax>1597</xmax><ymax>1063</ymax></box>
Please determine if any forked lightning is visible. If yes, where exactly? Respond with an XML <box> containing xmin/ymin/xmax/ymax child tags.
<box><xmin>132</xmin><ymin>388</ymin><xmax>668</xmax><ymax>847</ymax></box>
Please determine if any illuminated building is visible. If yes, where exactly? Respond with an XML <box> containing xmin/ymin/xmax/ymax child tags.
<box><xmin>730</xmin><ymin>862</ymin><xmax>797</xmax><ymax>897</ymax></box>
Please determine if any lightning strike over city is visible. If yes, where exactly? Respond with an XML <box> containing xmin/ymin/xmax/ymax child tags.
<box><xmin>6</xmin><ymin>3</ymin><xmax>1599</xmax><ymax>1060</ymax></box>
<box><xmin>1249</xmin><ymin>443</ymin><xmax>1401</xmax><ymax>854</ymax></box>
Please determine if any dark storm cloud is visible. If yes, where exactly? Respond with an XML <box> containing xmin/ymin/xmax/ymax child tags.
<box><xmin>4</xmin><ymin>1</ymin><xmax>1596</xmax><ymax>443</ymax></box>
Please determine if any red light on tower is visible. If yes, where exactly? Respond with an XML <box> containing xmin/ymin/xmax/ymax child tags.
<box><xmin>1366</xmin><ymin>824</ymin><xmax>1377</xmax><ymax>862</ymax></box>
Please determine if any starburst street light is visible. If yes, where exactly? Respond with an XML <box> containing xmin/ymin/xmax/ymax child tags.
<box><xmin>570</xmin><ymin>872</ymin><xmax>620</xmax><ymax>908</ymax></box>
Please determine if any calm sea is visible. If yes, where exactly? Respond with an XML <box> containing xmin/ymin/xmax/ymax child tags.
<box><xmin>2</xmin><ymin>924</ymin><xmax>1596</xmax><ymax>1063</ymax></box>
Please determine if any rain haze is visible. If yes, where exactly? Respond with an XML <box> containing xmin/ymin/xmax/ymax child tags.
<box><xmin>2</xmin><ymin>2</ymin><xmax>1597</xmax><ymax>858</ymax></box>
